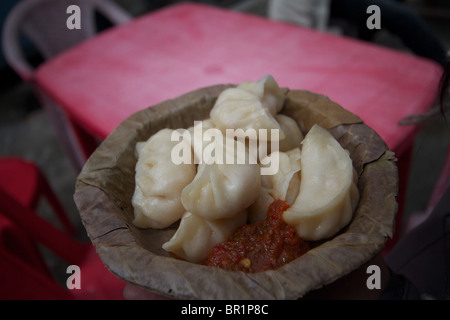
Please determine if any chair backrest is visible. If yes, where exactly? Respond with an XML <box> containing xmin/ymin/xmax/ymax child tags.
<box><xmin>0</xmin><ymin>189</ymin><xmax>90</xmax><ymax>265</ymax></box>
<box><xmin>0</xmin><ymin>189</ymin><xmax>89</xmax><ymax>298</ymax></box>
<box><xmin>0</xmin><ymin>246</ymin><xmax>73</xmax><ymax>299</ymax></box>
<box><xmin>0</xmin><ymin>188</ymin><xmax>126</xmax><ymax>299</ymax></box>
<box><xmin>0</xmin><ymin>213</ymin><xmax>51</xmax><ymax>277</ymax></box>
<box><xmin>2</xmin><ymin>0</ymin><xmax>132</xmax><ymax>81</ymax></box>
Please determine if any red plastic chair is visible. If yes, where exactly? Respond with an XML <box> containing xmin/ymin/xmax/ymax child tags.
<box><xmin>0</xmin><ymin>212</ymin><xmax>74</xmax><ymax>299</ymax></box>
<box><xmin>0</xmin><ymin>158</ymin><xmax>126</xmax><ymax>299</ymax></box>
<box><xmin>0</xmin><ymin>157</ymin><xmax>75</xmax><ymax>235</ymax></box>
<box><xmin>0</xmin><ymin>209</ymin><xmax>52</xmax><ymax>279</ymax></box>
<box><xmin>0</xmin><ymin>246</ymin><xmax>74</xmax><ymax>299</ymax></box>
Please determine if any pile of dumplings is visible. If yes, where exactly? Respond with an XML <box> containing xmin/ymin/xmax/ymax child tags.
<box><xmin>131</xmin><ymin>75</ymin><xmax>360</xmax><ymax>264</ymax></box>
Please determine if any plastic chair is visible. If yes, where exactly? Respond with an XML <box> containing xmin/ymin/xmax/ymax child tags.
<box><xmin>0</xmin><ymin>243</ymin><xmax>74</xmax><ymax>299</ymax></box>
<box><xmin>0</xmin><ymin>157</ymin><xmax>75</xmax><ymax>235</ymax></box>
<box><xmin>0</xmin><ymin>157</ymin><xmax>74</xmax><ymax>288</ymax></box>
<box><xmin>2</xmin><ymin>0</ymin><xmax>132</xmax><ymax>172</ymax></box>
<box><xmin>0</xmin><ymin>211</ymin><xmax>75</xmax><ymax>299</ymax></box>
<box><xmin>0</xmin><ymin>208</ymin><xmax>52</xmax><ymax>280</ymax></box>
<box><xmin>0</xmin><ymin>158</ymin><xmax>126</xmax><ymax>299</ymax></box>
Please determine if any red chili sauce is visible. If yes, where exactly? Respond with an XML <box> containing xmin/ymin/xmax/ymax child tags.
<box><xmin>204</xmin><ymin>199</ymin><xmax>309</xmax><ymax>273</ymax></box>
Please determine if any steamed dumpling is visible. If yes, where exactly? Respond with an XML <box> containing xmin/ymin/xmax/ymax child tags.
<box><xmin>236</xmin><ymin>74</ymin><xmax>285</xmax><ymax>115</ymax></box>
<box><xmin>257</xmin><ymin>114</ymin><xmax>305</xmax><ymax>158</ymax></box>
<box><xmin>162</xmin><ymin>210</ymin><xmax>248</xmax><ymax>263</ymax></box>
<box><xmin>276</xmin><ymin>114</ymin><xmax>304</xmax><ymax>152</ymax></box>
<box><xmin>210</xmin><ymin>75</ymin><xmax>285</xmax><ymax>140</ymax></box>
<box><xmin>264</xmin><ymin>148</ymin><xmax>301</xmax><ymax>204</ymax></box>
<box><xmin>132</xmin><ymin>129</ymin><xmax>196</xmax><ymax>229</ymax></box>
<box><xmin>181</xmin><ymin>137</ymin><xmax>261</xmax><ymax>220</ymax></box>
<box><xmin>187</xmin><ymin>119</ymin><xmax>216</xmax><ymax>164</ymax></box>
<box><xmin>249</xmin><ymin>148</ymin><xmax>301</xmax><ymax>223</ymax></box>
<box><xmin>283</xmin><ymin>125</ymin><xmax>359</xmax><ymax>241</ymax></box>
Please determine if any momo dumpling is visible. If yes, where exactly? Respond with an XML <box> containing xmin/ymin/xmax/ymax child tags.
<box><xmin>210</xmin><ymin>88</ymin><xmax>281</xmax><ymax>136</ymax></box>
<box><xmin>276</xmin><ymin>114</ymin><xmax>304</xmax><ymax>152</ymax></box>
<box><xmin>264</xmin><ymin>148</ymin><xmax>301</xmax><ymax>204</ymax></box>
<box><xmin>249</xmin><ymin>148</ymin><xmax>301</xmax><ymax>223</ymax></box>
<box><xmin>209</xmin><ymin>75</ymin><xmax>285</xmax><ymax>140</ymax></box>
<box><xmin>181</xmin><ymin>137</ymin><xmax>261</xmax><ymax>220</ymax></box>
<box><xmin>258</xmin><ymin>114</ymin><xmax>304</xmax><ymax>157</ymax></box>
<box><xmin>162</xmin><ymin>210</ymin><xmax>247</xmax><ymax>263</ymax></box>
<box><xmin>283</xmin><ymin>125</ymin><xmax>359</xmax><ymax>241</ymax></box>
<box><xmin>236</xmin><ymin>74</ymin><xmax>285</xmax><ymax>115</ymax></box>
<box><xmin>186</xmin><ymin>119</ymin><xmax>216</xmax><ymax>164</ymax></box>
<box><xmin>132</xmin><ymin>129</ymin><xmax>196</xmax><ymax>229</ymax></box>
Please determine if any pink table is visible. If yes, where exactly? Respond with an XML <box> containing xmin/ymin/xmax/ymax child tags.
<box><xmin>35</xmin><ymin>2</ymin><xmax>442</xmax><ymax>252</ymax></box>
<box><xmin>35</xmin><ymin>2</ymin><xmax>442</xmax><ymax>156</ymax></box>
